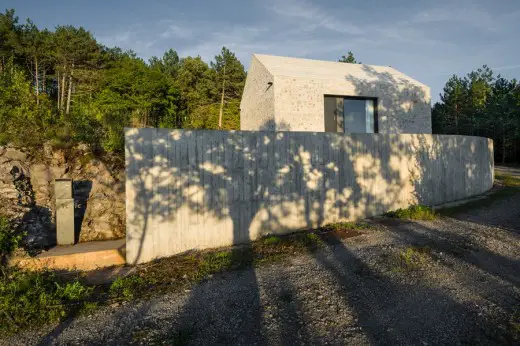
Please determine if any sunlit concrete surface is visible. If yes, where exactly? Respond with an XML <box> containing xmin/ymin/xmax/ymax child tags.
<box><xmin>10</xmin><ymin>239</ymin><xmax>126</xmax><ymax>271</ymax></box>
<box><xmin>125</xmin><ymin>128</ymin><xmax>493</xmax><ymax>264</ymax></box>
<box><xmin>240</xmin><ymin>54</ymin><xmax>431</xmax><ymax>133</ymax></box>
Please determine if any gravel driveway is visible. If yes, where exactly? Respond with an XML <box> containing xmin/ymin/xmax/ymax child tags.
<box><xmin>5</xmin><ymin>172</ymin><xmax>520</xmax><ymax>345</ymax></box>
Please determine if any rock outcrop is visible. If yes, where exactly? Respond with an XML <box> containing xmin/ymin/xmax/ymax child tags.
<box><xmin>0</xmin><ymin>145</ymin><xmax>125</xmax><ymax>248</ymax></box>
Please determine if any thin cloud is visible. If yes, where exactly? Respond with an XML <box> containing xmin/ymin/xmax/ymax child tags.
<box><xmin>493</xmin><ymin>64</ymin><xmax>520</xmax><ymax>71</ymax></box>
<box><xmin>160</xmin><ymin>24</ymin><xmax>193</xmax><ymax>40</ymax></box>
<box><xmin>91</xmin><ymin>0</ymin><xmax>517</xmax><ymax>103</ymax></box>
<box><xmin>270</xmin><ymin>0</ymin><xmax>364</xmax><ymax>35</ymax></box>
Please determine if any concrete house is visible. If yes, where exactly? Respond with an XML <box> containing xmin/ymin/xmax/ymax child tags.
<box><xmin>240</xmin><ymin>54</ymin><xmax>432</xmax><ymax>134</ymax></box>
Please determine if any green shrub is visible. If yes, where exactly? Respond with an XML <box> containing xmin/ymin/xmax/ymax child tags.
<box><xmin>0</xmin><ymin>268</ymin><xmax>92</xmax><ymax>335</ymax></box>
<box><xmin>385</xmin><ymin>205</ymin><xmax>436</xmax><ymax>220</ymax></box>
<box><xmin>0</xmin><ymin>215</ymin><xmax>24</xmax><ymax>262</ymax></box>
<box><xmin>109</xmin><ymin>275</ymin><xmax>145</xmax><ymax>300</ymax></box>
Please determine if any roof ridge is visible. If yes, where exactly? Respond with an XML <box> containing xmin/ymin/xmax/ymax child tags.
<box><xmin>251</xmin><ymin>53</ymin><xmax>427</xmax><ymax>87</ymax></box>
<box><xmin>253</xmin><ymin>53</ymin><xmax>394</xmax><ymax>71</ymax></box>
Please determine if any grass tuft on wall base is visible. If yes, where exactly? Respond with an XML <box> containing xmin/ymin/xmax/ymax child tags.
<box><xmin>384</xmin><ymin>205</ymin><xmax>437</xmax><ymax>220</ymax></box>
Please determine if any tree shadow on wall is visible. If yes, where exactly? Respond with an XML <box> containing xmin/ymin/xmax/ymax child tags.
<box><xmin>118</xmin><ymin>72</ymin><xmax>495</xmax><ymax>344</ymax></box>
<box><xmin>344</xmin><ymin>64</ymin><xmax>431</xmax><ymax>134</ymax></box>
<box><xmin>124</xmin><ymin>124</ymin><xmax>422</xmax><ymax>265</ymax></box>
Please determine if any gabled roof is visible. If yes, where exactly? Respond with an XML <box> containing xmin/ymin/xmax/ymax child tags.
<box><xmin>253</xmin><ymin>54</ymin><xmax>427</xmax><ymax>88</ymax></box>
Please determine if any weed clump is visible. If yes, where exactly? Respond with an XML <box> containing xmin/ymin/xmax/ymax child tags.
<box><xmin>391</xmin><ymin>246</ymin><xmax>431</xmax><ymax>271</ymax></box>
<box><xmin>0</xmin><ymin>215</ymin><xmax>24</xmax><ymax>263</ymax></box>
<box><xmin>196</xmin><ymin>251</ymin><xmax>235</xmax><ymax>280</ymax></box>
<box><xmin>109</xmin><ymin>275</ymin><xmax>145</xmax><ymax>300</ymax></box>
<box><xmin>385</xmin><ymin>205</ymin><xmax>436</xmax><ymax>220</ymax></box>
<box><xmin>320</xmin><ymin>221</ymin><xmax>371</xmax><ymax>231</ymax></box>
<box><xmin>262</xmin><ymin>235</ymin><xmax>282</xmax><ymax>246</ymax></box>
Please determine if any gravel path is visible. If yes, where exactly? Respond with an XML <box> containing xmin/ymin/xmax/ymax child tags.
<box><xmin>4</xmin><ymin>176</ymin><xmax>520</xmax><ymax>345</ymax></box>
<box><xmin>452</xmin><ymin>167</ymin><xmax>520</xmax><ymax>234</ymax></box>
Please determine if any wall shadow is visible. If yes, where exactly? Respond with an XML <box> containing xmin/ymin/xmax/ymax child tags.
<box><xmin>73</xmin><ymin>180</ymin><xmax>92</xmax><ymax>243</ymax></box>
<box><xmin>344</xmin><ymin>64</ymin><xmax>430</xmax><ymax>134</ymax></box>
<box><xmin>304</xmin><ymin>233</ymin><xmax>512</xmax><ymax>344</ymax></box>
<box><xmin>9</xmin><ymin>166</ymin><xmax>55</xmax><ymax>253</ymax></box>
<box><xmin>381</xmin><ymin>218</ymin><xmax>520</xmax><ymax>287</ymax></box>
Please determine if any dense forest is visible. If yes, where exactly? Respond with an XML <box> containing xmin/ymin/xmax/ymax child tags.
<box><xmin>432</xmin><ymin>66</ymin><xmax>520</xmax><ymax>163</ymax></box>
<box><xmin>1</xmin><ymin>9</ymin><xmax>519</xmax><ymax>163</ymax></box>
<box><xmin>0</xmin><ymin>9</ymin><xmax>245</xmax><ymax>156</ymax></box>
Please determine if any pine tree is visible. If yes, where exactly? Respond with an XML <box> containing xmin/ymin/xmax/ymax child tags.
<box><xmin>338</xmin><ymin>51</ymin><xmax>360</xmax><ymax>64</ymax></box>
<box><xmin>210</xmin><ymin>47</ymin><xmax>246</xmax><ymax>128</ymax></box>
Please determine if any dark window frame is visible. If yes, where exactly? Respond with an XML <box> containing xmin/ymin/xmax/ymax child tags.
<box><xmin>324</xmin><ymin>95</ymin><xmax>379</xmax><ymax>134</ymax></box>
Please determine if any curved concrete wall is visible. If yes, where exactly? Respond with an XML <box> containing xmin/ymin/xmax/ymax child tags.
<box><xmin>125</xmin><ymin>129</ymin><xmax>493</xmax><ymax>264</ymax></box>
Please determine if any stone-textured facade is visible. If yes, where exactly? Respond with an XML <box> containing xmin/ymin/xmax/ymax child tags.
<box><xmin>239</xmin><ymin>55</ymin><xmax>275</xmax><ymax>131</ymax></box>
<box><xmin>240</xmin><ymin>54</ymin><xmax>432</xmax><ymax>133</ymax></box>
<box><xmin>0</xmin><ymin>145</ymin><xmax>125</xmax><ymax>249</ymax></box>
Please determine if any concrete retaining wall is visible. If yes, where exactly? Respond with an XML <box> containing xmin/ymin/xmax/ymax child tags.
<box><xmin>125</xmin><ymin>128</ymin><xmax>493</xmax><ymax>264</ymax></box>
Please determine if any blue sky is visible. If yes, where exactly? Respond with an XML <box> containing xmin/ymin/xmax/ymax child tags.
<box><xmin>4</xmin><ymin>0</ymin><xmax>520</xmax><ymax>102</ymax></box>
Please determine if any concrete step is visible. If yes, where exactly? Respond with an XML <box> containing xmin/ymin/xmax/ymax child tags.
<box><xmin>10</xmin><ymin>239</ymin><xmax>126</xmax><ymax>271</ymax></box>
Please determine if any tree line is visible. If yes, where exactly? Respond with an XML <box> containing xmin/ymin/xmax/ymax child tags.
<box><xmin>1</xmin><ymin>8</ymin><xmax>519</xmax><ymax>163</ymax></box>
<box><xmin>0</xmin><ymin>9</ymin><xmax>245</xmax><ymax>155</ymax></box>
<box><xmin>432</xmin><ymin>66</ymin><xmax>520</xmax><ymax>163</ymax></box>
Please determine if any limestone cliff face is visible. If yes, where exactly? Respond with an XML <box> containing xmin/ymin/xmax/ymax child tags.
<box><xmin>0</xmin><ymin>145</ymin><xmax>125</xmax><ymax>248</ymax></box>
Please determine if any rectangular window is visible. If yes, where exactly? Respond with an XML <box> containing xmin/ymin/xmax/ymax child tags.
<box><xmin>324</xmin><ymin>96</ymin><xmax>378</xmax><ymax>133</ymax></box>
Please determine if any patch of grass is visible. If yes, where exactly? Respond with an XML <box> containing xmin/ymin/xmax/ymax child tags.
<box><xmin>495</xmin><ymin>173</ymin><xmax>520</xmax><ymax>187</ymax></box>
<box><xmin>320</xmin><ymin>221</ymin><xmax>372</xmax><ymax>231</ymax></box>
<box><xmin>0</xmin><ymin>215</ymin><xmax>24</xmax><ymax>263</ymax></box>
<box><xmin>291</xmin><ymin>232</ymin><xmax>323</xmax><ymax>248</ymax></box>
<box><xmin>391</xmin><ymin>246</ymin><xmax>431</xmax><ymax>271</ymax></box>
<box><xmin>109</xmin><ymin>275</ymin><xmax>145</xmax><ymax>300</ymax></box>
<box><xmin>80</xmin><ymin>301</ymin><xmax>99</xmax><ymax>314</ymax></box>
<box><xmin>259</xmin><ymin>232</ymin><xmax>322</xmax><ymax>251</ymax></box>
<box><xmin>262</xmin><ymin>235</ymin><xmax>282</xmax><ymax>246</ymax></box>
<box><xmin>385</xmin><ymin>205</ymin><xmax>436</xmax><ymax>220</ymax></box>
<box><xmin>0</xmin><ymin>268</ymin><xmax>93</xmax><ymax>336</ymax></box>
<box><xmin>195</xmin><ymin>251</ymin><xmax>234</xmax><ymax>281</ymax></box>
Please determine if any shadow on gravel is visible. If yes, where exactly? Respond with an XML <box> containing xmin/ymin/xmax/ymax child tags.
<box><xmin>162</xmin><ymin>246</ymin><xmax>267</xmax><ymax>345</ymax></box>
<box><xmin>304</xmin><ymin>233</ymin><xmax>514</xmax><ymax>345</ymax></box>
<box><xmin>380</xmin><ymin>218</ymin><xmax>520</xmax><ymax>287</ymax></box>
<box><xmin>131</xmin><ymin>246</ymin><xmax>315</xmax><ymax>345</ymax></box>
<box><xmin>36</xmin><ymin>299</ymin><xmax>155</xmax><ymax>346</ymax></box>
<box><xmin>268</xmin><ymin>268</ymin><xmax>313</xmax><ymax>344</ymax></box>
<box><xmin>439</xmin><ymin>187</ymin><xmax>520</xmax><ymax>235</ymax></box>
<box><xmin>35</xmin><ymin>312</ymin><xmax>78</xmax><ymax>346</ymax></box>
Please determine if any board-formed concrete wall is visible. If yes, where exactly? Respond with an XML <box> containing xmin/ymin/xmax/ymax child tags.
<box><xmin>125</xmin><ymin>128</ymin><xmax>493</xmax><ymax>264</ymax></box>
